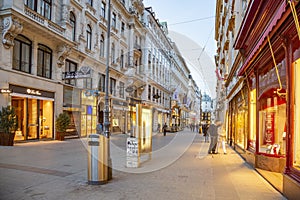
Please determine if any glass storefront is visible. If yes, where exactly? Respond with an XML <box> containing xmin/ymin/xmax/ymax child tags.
<box><xmin>12</xmin><ymin>97</ymin><xmax>53</xmax><ymax>140</ymax></box>
<box><xmin>258</xmin><ymin>62</ymin><xmax>286</xmax><ymax>156</ymax></box>
<box><xmin>249</xmin><ymin>89</ymin><xmax>257</xmax><ymax>151</ymax></box>
<box><xmin>81</xmin><ymin>91</ymin><xmax>97</xmax><ymax>137</ymax></box>
<box><xmin>258</xmin><ymin>93</ymin><xmax>286</xmax><ymax>156</ymax></box>
<box><xmin>294</xmin><ymin>58</ymin><xmax>300</xmax><ymax>169</ymax></box>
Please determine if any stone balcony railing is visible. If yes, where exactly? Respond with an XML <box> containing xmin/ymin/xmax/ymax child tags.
<box><xmin>24</xmin><ymin>6</ymin><xmax>64</xmax><ymax>35</ymax></box>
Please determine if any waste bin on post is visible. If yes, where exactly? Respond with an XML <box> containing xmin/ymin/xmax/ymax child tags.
<box><xmin>87</xmin><ymin>134</ymin><xmax>108</xmax><ymax>185</ymax></box>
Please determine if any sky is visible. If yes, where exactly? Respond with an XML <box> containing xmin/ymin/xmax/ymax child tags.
<box><xmin>143</xmin><ymin>0</ymin><xmax>217</xmax><ymax>98</ymax></box>
<box><xmin>143</xmin><ymin>0</ymin><xmax>217</xmax><ymax>60</ymax></box>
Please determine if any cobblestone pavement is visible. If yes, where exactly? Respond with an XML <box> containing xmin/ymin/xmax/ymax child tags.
<box><xmin>0</xmin><ymin>129</ymin><xmax>286</xmax><ymax>200</ymax></box>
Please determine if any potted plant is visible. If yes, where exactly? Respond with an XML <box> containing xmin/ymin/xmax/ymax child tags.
<box><xmin>0</xmin><ymin>106</ymin><xmax>18</xmax><ymax>146</ymax></box>
<box><xmin>55</xmin><ymin>112</ymin><xmax>70</xmax><ymax>141</ymax></box>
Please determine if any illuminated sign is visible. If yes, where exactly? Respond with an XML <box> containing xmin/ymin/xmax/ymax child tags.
<box><xmin>27</xmin><ymin>89</ymin><xmax>42</xmax><ymax>95</ymax></box>
<box><xmin>0</xmin><ymin>89</ymin><xmax>12</xmax><ymax>94</ymax></box>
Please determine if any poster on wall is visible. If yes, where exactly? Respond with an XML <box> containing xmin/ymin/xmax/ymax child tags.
<box><xmin>264</xmin><ymin>112</ymin><xmax>275</xmax><ymax>145</ymax></box>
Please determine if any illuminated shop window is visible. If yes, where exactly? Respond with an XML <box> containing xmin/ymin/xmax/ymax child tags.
<box><xmin>294</xmin><ymin>59</ymin><xmax>300</xmax><ymax>169</ymax></box>
<box><xmin>249</xmin><ymin>89</ymin><xmax>256</xmax><ymax>150</ymax></box>
<box><xmin>258</xmin><ymin>90</ymin><xmax>286</xmax><ymax>156</ymax></box>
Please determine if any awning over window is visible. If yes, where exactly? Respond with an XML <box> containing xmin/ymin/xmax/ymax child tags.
<box><xmin>238</xmin><ymin>2</ymin><xmax>286</xmax><ymax>76</ymax></box>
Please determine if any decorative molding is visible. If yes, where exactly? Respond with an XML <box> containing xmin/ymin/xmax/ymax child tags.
<box><xmin>57</xmin><ymin>44</ymin><xmax>72</xmax><ymax>67</ymax></box>
<box><xmin>2</xmin><ymin>16</ymin><xmax>23</xmax><ymax>49</ymax></box>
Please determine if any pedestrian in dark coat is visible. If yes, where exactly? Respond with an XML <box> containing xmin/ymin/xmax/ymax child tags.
<box><xmin>207</xmin><ymin>121</ymin><xmax>220</xmax><ymax>154</ymax></box>
<box><xmin>163</xmin><ymin>123</ymin><xmax>167</xmax><ymax>136</ymax></box>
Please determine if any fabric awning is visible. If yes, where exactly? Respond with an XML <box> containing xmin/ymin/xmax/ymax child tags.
<box><xmin>238</xmin><ymin>2</ymin><xmax>286</xmax><ymax>76</ymax></box>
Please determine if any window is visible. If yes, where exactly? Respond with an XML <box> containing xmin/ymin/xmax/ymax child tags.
<box><xmin>294</xmin><ymin>58</ymin><xmax>300</xmax><ymax>169</ymax></box>
<box><xmin>86</xmin><ymin>25</ymin><xmax>92</xmax><ymax>50</ymax></box>
<box><xmin>98</xmin><ymin>73</ymin><xmax>105</xmax><ymax>92</ymax></box>
<box><xmin>258</xmin><ymin>93</ymin><xmax>286</xmax><ymax>155</ymax></box>
<box><xmin>148</xmin><ymin>85</ymin><xmax>151</xmax><ymax>100</ymax></box>
<box><xmin>40</xmin><ymin>0</ymin><xmax>51</xmax><ymax>19</ymax></box>
<box><xmin>37</xmin><ymin>44</ymin><xmax>52</xmax><ymax>79</ymax></box>
<box><xmin>65</xmin><ymin>60</ymin><xmax>77</xmax><ymax>86</ymax></box>
<box><xmin>112</xmin><ymin>13</ymin><xmax>116</xmax><ymax>28</ymax></box>
<box><xmin>120</xmin><ymin>50</ymin><xmax>124</xmax><ymax>68</ymax></box>
<box><xmin>121</xmin><ymin>22</ymin><xmax>125</xmax><ymax>36</ymax></box>
<box><xmin>249</xmin><ymin>88</ymin><xmax>257</xmax><ymax>151</ymax></box>
<box><xmin>87</xmin><ymin>0</ymin><xmax>93</xmax><ymax>7</ymax></box>
<box><xmin>25</xmin><ymin>0</ymin><xmax>52</xmax><ymax>20</ymax></box>
<box><xmin>111</xmin><ymin>43</ymin><xmax>115</xmax><ymax>63</ymax></box>
<box><xmin>100</xmin><ymin>34</ymin><xmax>105</xmax><ymax>57</ymax></box>
<box><xmin>119</xmin><ymin>82</ymin><xmax>125</xmax><ymax>98</ymax></box>
<box><xmin>101</xmin><ymin>2</ymin><xmax>106</xmax><ymax>18</ymax></box>
<box><xmin>13</xmin><ymin>35</ymin><xmax>32</xmax><ymax>73</ymax></box>
<box><xmin>83</xmin><ymin>77</ymin><xmax>92</xmax><ymax>89</ymax></box>
<box><xmin>25</xmin><ymin>0</ymin><xmax>36</xmax><ymax>10</ymax></box>
<box><xmin>110</xmin><ymin>78</ymin><xmax>116</xmax><ymax>96</ymax></box>
<box><xmin>70</xmin><ymin>12</ymin><xmax>76</xmax><ymax>41</ymax></box>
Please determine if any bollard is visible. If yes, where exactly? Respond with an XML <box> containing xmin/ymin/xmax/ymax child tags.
<box><xmin>87</xmin><ymin>134</ymin><xmax>108</xmax><ymax>185</ymax></box>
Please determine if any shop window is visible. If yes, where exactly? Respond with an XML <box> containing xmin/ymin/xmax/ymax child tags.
<box><xmin>37</xmin><ymin>44</ymin><xmax>52</xmax><ymax>79</ymax></box>
<box><xmin>249</xmin><ymin>89</ymin><xmax>257</xmax><ymax>150</ymax></box>
<box><xmin>13</xmin><ymin>35</ymin><xmax>32</xmax><ymax>73</ymax></box>
<box><xmin>294</xmin><ymin>59</ymin><xmax>300</xmax><ymax>169</ymax></box>
<box><xmin>258</xmin><ymin>89</ymin><xmax>286</xmax><ymax>156</ymax></box>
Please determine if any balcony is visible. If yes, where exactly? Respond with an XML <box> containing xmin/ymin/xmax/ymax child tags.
<box><xmin>24</xmin><ymin>6</ymin><xmax>64</xmax><ymax>35</ymax></box>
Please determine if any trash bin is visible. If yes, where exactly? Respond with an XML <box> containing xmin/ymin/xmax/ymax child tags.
<box><xmin>87</xmin><ymin>134</ymin><xmax>108</xmax><ymax>185</ymax></box>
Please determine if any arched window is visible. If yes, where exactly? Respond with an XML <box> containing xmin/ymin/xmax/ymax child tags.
<box><xmin>37</xmin><ymin>44</ymin><xmax>52</xmax><ymax>79</ymax></box>
<box><xmin>86</xmin><ymin>24</ymin><xmax>92</xmax><ymax>50</ymax></box>
<box><xmin>70</xmin><ymin>12</ymin><xmax>76</xmax><ymax>41</ymax></box>
<box><xmin>13</xmin><ymin>35</ymin><xmax>32</xmax><ymax>73</ymax></box>
<box><xmin>100</xmin><ymin>34</ymin><xmax>105</xmax><ymax>57</ymax></box>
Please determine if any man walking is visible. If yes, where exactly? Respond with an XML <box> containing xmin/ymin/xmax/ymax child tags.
<box><xmin>207</xmin><ymin>121</ymin><xmax>220</xmax><ymax>154</ymax></box>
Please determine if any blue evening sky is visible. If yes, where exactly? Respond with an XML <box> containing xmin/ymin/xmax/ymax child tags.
<box><xmin>143</xmin><ymin>0</ymin><xmax>217</xmax><ymax>60</ymax></box>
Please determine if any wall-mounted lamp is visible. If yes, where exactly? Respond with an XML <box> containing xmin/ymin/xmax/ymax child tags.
<box><xmin>153</xmin><ymin>93</ymin><xmax>161</xmax><ymax>99</ymax></box>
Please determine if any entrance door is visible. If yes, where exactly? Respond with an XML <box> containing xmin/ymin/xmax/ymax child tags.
<box><xmin>27</xmin><ymin>99</ymin><xmax>39</xmax><ymax>139</ymax></box>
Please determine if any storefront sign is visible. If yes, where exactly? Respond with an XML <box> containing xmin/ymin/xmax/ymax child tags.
<box><xmin>27</xmin><ymin>89</ymin><xmax>41</xmax><ymax>95</ymax></box>
<box><xmin>0</xmin><ymin>88</ymin><xmax>12</xmax><ymax>94</ymax></box>
<box><xmin>9</xmin><ymin>85</ymin><xmax>54</xmax><ymax>99</ymax></box>
<box><xmin>112</xmin><ymin>99</ymin><xmax>128</xmax><ymax>107</ymax></box>
<box><xmin>63</xmin><ymin>66</ymin><xmax>91</xmax><ymax>79</ymax></box>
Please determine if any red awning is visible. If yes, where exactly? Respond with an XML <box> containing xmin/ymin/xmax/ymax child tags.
<box><xmin>238</xmin><ymin>2</ymin><xmax>287</xmax><ymax>76</ymax></box>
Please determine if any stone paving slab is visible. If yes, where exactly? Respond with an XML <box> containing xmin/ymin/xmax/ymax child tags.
<box><xmin>0</xmin><ymin>130</ymin><xmax>286</xmax><ymax>200</ymax></box>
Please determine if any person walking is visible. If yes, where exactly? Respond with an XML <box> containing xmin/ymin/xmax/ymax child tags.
<box><xmin>163</xmin><ymin>123</ymin><xmax>167</xmax><ymax>136</ymax></box>
<box><xmin>202</xmin><ymin>124</ymin><xmax>209</xmax><ymax>143</ymax></box>
<box><xmin>218</xmin><ymin>124</ymin><xmax>227</xmax><ymax>154</ymax></box>
<box><xmin>207</xmin><ymin>121</ymin><xmax>220</xmax><ymax>154</ymax></box>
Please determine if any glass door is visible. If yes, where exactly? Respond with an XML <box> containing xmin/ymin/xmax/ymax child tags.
<box><xmin>27</xmin><ymin>99</ymin><xmax>39</xmax><ymax>139</ymax></box>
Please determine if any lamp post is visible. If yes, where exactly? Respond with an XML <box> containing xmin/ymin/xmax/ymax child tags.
<box><xmin>104</xmin><ymin>0</ymin><xmax>112</xmax><ymax>181</ymax></box>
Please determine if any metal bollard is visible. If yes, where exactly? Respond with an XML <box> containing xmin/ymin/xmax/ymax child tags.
<box><xmin>87</xmin><ymin>134</ymin><xmax>108</xmax><ymax>185</ymax></box>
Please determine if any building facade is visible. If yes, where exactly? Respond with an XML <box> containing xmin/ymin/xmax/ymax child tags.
<box><xmin>0</xmin><ymin>0</ymin><xmax>201</xmax><ymax>143</ymax></box>
<box><xmin>215</xmin><ymin>0</ymin><xmax>300</xmax><ymax>198</ymax></box>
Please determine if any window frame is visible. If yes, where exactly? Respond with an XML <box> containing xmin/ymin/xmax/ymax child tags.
<box><xmin>13</xmin><ymin>35</ymin><xmax>32</xmax><ymax>74</ymax></box>
<box><xmin>37</xmin><ymin>44</ymin><xmax>52</xmax><ymax>79</ymax></box>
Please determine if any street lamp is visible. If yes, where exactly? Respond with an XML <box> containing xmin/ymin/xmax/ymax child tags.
<box><xmin>104</xmin><ymin>0</ymin><xmax>112</xmax><ymax>181</ymax></box>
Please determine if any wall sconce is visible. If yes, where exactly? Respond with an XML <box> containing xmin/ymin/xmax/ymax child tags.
<box><xmin>153</xmin><ymin>93</ymin><xmax>161</xmax><ymax>99</ymax></box>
